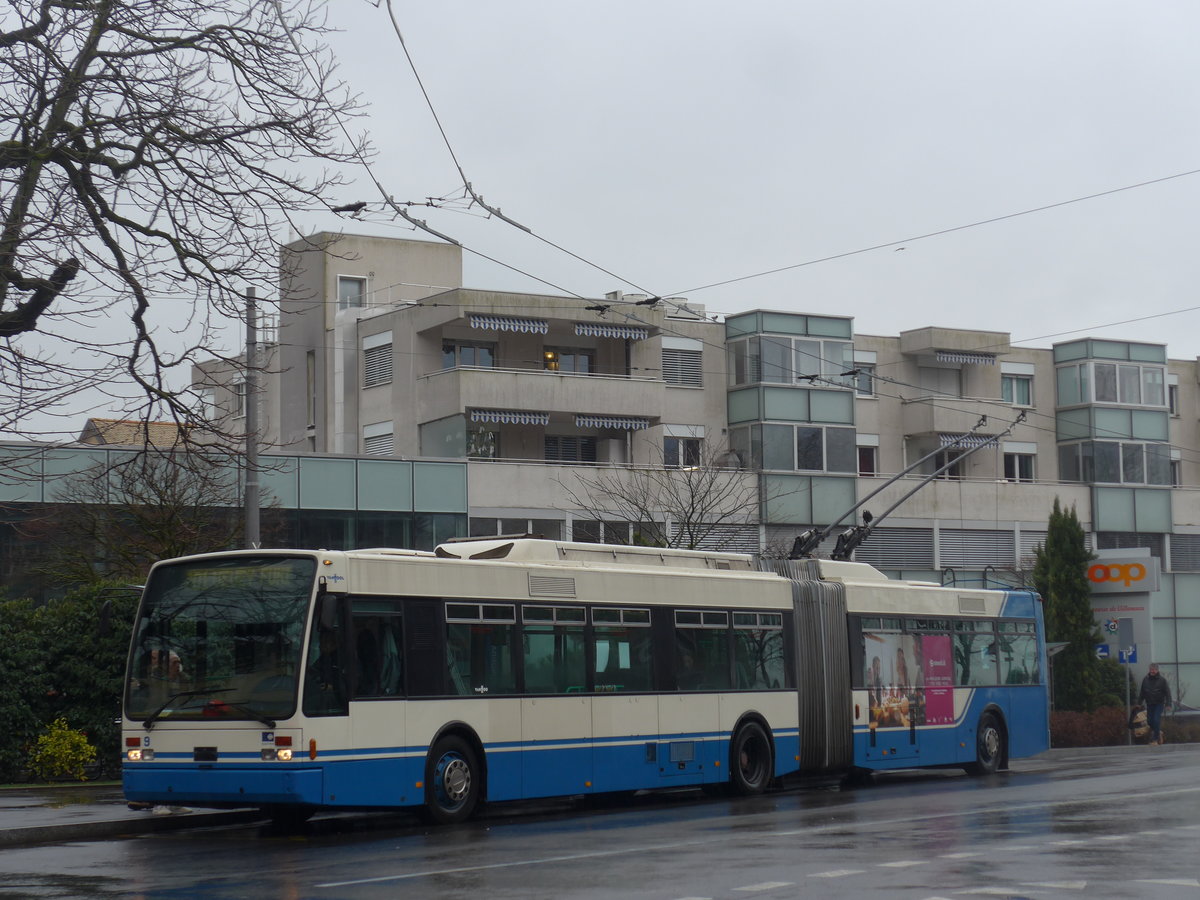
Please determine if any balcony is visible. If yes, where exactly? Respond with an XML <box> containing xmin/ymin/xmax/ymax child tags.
<box><xmin>900</xmin><ymin>394</ymin><xmax>997</xmax><ymax>439</ymax></box>
<box><xmin>416</xmin><ymin>366</ymin><xmax>666</xmax><ymax>425</ymax></box>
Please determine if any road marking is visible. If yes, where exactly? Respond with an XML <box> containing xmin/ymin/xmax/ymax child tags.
<box><xmin>879</xmin><ymin>860</ymin><xmax>927</xmax><ymax>868</ymax></box>
<box><xmin>939</xmin><ymin>851</ymin><xmax>983</xmax><ymax>859</ymax></box>
<box><xmin>810</xmin><ymin>870</ymin><xmax>865</xmax><ymax>878</ymax></box>
<box><xmin>1020</xmin><ymin>881</ymin><xmax>1086</xmax><ymax>890</ymax></box>
<box><xmin>952</xmin><ymin>889</ymin><xmax>1048</xmax><ymax>896</ymax></box>
<box><xmin>314</xmin><ymin>783</ymin><xmax>1200</xmax><ymax>888</ymax></box>
<box><xmin>733</xmin><ymin>882</ymin><xmax>793</xmax><ymax>892</ymax></box>
<box><xmin>1136</xmin><ymin>879</ymin><xmax>1200</xmax><ymax>887</ymax></box>
<box><xmin>1051</xmin><ymin>839</ymin><xmax>1086</xmax><ymax>845</ymax></box>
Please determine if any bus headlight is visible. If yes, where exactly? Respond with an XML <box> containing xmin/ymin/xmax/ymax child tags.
<box><xmin>126</xmin><ymin>748</ymin><xmax>154</xmax><ymax>761</ymax></box>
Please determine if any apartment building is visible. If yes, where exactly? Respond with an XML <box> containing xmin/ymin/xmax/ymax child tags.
<box><xmin>190</xmin><ymin>233</ymin><xmax>1200</xmax><ymax>693</ymax></box>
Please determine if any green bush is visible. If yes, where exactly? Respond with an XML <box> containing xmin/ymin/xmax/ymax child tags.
<box><xmin>0</xmin><ymin>583</ymin><xmax>139</xmax><ymax>782</ymax></box>
<box><xmin>28</xmin><ymin>717</ymin><xmax>97</xmax><ymax>781</ymax></box>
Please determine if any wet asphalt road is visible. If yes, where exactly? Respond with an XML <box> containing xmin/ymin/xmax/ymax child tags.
<box><xmin>0</xmin><ymin>744</ymin><xmax>1197</xmax><ymax>899</ymax></box>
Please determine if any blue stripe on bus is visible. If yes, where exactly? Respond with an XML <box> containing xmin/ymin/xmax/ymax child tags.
<box><xmin>124</xmin><ymin>726</ymin><xmax>804</xmax><ymax>807</ymax></box>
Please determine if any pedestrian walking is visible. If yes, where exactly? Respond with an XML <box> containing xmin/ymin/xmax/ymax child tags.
<box><xmin>1137</xmin><ymin>663</ymin><xmax>1172</xmax><ymax>745</ymax></box>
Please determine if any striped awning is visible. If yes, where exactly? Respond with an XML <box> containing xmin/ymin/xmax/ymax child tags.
<box><xmin>939</xmin><ymin>433</ymin><xmax>996</xmax><ymax>448</ymax></box>
<box><xmin>936</xmin><ymin>350</ymin><xmax>995</xmax><ymax>366</ymax></box>
<box><xmin>470</xmin><ymin>409</ymin><xmax>550</xmax><ymax>426</ymax></box>
<box><xmin>575</xmin><ymin>414</ymin><xmax>649</xmax><ymax>430</ymax></box>
<box><xmin>469</xmin><ymin>314</ymin><xmax>548</xmax><ymax>334</ymax></box>
<box><xmin>575</xmin><ymin>322</ymin><xmax>648</xmax><ymax>340</ymax></box>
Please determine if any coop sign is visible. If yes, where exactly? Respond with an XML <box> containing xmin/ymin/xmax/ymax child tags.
<box><xmin>1087</xmin><ymin>556</ymin><xmax>1160</xmax><ymax>594</ymax></box>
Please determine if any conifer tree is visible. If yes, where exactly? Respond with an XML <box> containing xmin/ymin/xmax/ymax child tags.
<box><xmin>1032</xmin><ymin>499</ymin><xmax>1101</xmax><ymax>711</ymax></box>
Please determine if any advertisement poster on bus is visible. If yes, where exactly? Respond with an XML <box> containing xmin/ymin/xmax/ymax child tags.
<box><xmin>863</xmin><ymin>631</ymin><xmax>954</xmax><ymax>728</ymax></box>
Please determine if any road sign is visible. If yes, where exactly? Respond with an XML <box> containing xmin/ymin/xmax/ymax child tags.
<box><xmin>1096</xmin><ymin>644</ymin><xmax>1110</xmax><ymax>659</ymax></box>
<box><xmin>1119</xmin><ymin>646</ymin><xmax>1138</xmax><ymax>664</ymax></box>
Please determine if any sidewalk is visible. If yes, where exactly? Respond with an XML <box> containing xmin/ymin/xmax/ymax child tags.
<box><xmin>0</xmin><ymin>783</ymin><xmax>262</xmax><ymax>847</ymax></box>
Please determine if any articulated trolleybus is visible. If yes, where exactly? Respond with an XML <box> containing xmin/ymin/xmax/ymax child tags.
<box><xmin>122</xmin><ymin>539</ymin><xmax>1049</xmax><ymax>823</ymax></box>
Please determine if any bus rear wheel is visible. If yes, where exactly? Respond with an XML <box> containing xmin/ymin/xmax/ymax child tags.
<box><xmin>423</xmin><ymin>735</ymin><xmax>480</xmax><ymax>824</ymax></box>
<box><xmin>965</xmin><ymin>712</ymin><xmax>1004</xmax><ymax>776</ymax></box>
<box><xmin>729</xmin><ymin>722</ymin><xmax>772</xmax><ymax>795</ymax></box>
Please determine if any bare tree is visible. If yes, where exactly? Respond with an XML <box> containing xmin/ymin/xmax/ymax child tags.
<box><xmin>0</xmin><ymin>0</ymin><xmax>363</xmax><ymax>440</ymax></box>
<box><xmin>557</xmin><ymin>441</ymin><xmax>761</xmax><ymax>550</ymax></box>
<box><xmin>21</xmin><ymin>451</ymin><xmax>250</xmax><ymax>585</ymax></box>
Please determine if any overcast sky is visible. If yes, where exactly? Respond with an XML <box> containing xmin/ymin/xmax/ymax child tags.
<box><xmin>295</xmin><ymin>1</ymin><xmax>1200</xmax><ymax>359</ymax></box>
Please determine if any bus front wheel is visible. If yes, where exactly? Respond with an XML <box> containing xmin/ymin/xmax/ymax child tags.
<box><xmin>423</xmin><ymin>735</ymin><xmax>481</xmax><ymax>824</ymax></box>
<box><xmin>729</xmin><ymin>722</ymin><xmax>772</xmax><ymax>795</ymax></box>
<box><xmin>965</xmin><ymin>712</ymin><xmax>1004</xmax><ymax>776</ymax></box>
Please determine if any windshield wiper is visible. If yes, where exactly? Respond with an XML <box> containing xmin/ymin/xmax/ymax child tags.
<box><xmin>142</xmin><ymin>688</ymin><xmax>233</xmax><ymax>730</ymax></box>
<box><xmin>201</xmin><ymin>697</ymin><xmax>277</xmax><ymax>729</ymax></box>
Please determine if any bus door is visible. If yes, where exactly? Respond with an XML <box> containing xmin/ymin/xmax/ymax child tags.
<box><xmin>520</xmin><ymin>605</ymin><xmax>592</xmax><ymax>799</ymax></box>
<box><xmin>657</xmin><ymin>610</ymin><xmax>726</xmax><ymax>782</ymax></box>
<box><xmin>347</xmin><ymin>599</ymin><xmax>407</xmax><ymax>770</ymax></box>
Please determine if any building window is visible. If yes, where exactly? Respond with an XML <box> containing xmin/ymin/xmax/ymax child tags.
<box><xmin>545</xmin><ymin>436</ymin><xmax>597</xmax><ymax>463</ymax></box>
<box><xmin>233</xmin><ymin>380</ymin><xmax>246</xmax><ymax>418</ymax></box>
<box><xmin>1169</xmin><ymin>383</ymin><xmax>1180</xmax><ymax>417</ymax></box>
<box><xmin>1171</xmin><ymin>458</ymin><xmax>1182</xmax><ymax>487</ymax></box>
<box><xmin>1089</xmin><ymin>362</ymin><xmax>1166</xmax><ymax>406</ymax></box>
<box><xmin>362</xmin><ymin>333</ymin><xmax>393</xmax><ymax>388</ymax></box>
<box><xmin>443</xmin><ymin>341</ymin><xmax>495</xmax><ymax>369</ymax></box>
<box><xmin>854</xmin><ymin>365</ymin><xmax>876</xmax><ymax>396</ymax></box>
<box><xmin>665</xmin><ymin>437</ymin><xmax>701</xmax><ymax>467</ymax></box>
<box><xmin>858</xmin><ymin>446</ymin><xmax>878</xmax><ymax>476</ymax></box>
<box><xmin>467</xmin><ymin>428</ymin><xmax>498</xmax><ymax>459</ymax></box>
<box><xmin>727</xmin><ymin>336</ymin><xmax>853</xmax><ymax>387</ymax></box>
<box><xmin>573</xmin><ymin>520</ymin><xmax>631</xmax><ymax>543</ymax></box>
<box><xmin>306</xmin><ymin>350</ymin><xmax>317</xmax><ymax>428</ymax></box>
<box><xmin>934</xmin><ymin>448</ymin><xmax>964</xmax><ymax>479</ymax></box>
<box><xmin>663</xmin><ymin>347</ymin><xmax>703</xmax><ymax>386</ymax></box>
<box><xmin>543</xmin><ymin>348</ymin><xmax>595</xmax><ymax>374</ymax></box>
<box><xmin>337</xmin><ymin>275</ymin><xmax>366</xmax><ymax>310</ymax></box>
<box><xmin>1001</xmin><ymin>374</ymin><xmax>1033</xmax><ymax>406</ymax></box>
<box><xmin>1003</xmin><ymin>453</ymin><xmax>1035</xmax><ymax>482</ymax></box>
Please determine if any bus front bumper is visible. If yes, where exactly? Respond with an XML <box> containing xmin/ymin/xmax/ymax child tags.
<box><xmin>123</xmin><ymin>764</ymin><xmax>324</xmax><ymax>808</ymax></box>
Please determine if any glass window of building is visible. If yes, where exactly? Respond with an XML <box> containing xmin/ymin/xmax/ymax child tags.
<box><xmin>543</xmin><ymin>348</ymin><xmax>594</xmax><ymax>374</ymax></box>
<box><xmin>443</xmin><ymin>341</ymin><xmax>496</xmax><ymax>369</ymax></box>
<box><xmin>665</xmin><ymin>436</ymin><xmax>701</xmax><ymax>467</ymax></box>
<box><xmin>1001</xmin><ymin>374</ymin><xmax>1032</xmax><ymax>406</ymax></box>
<box><xmin>337</xmin><ymin>275</ymin><xmax>366</xmax><ymax>310</ymax></box>
<box><xmin>855</xmin><ymin>365</ymin><xmax>876</xmax><ymax>396</ymax></box>
<box><xmin>1003</xmin><ymin>452</ymin><xmax>1035</xmax><ymax>482</ymax></box>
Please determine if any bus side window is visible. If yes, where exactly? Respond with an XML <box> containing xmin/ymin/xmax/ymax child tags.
<box><xmin>351</xmin><ymin>600</ymin><xmax>405</xmax><ymax>698</ymax></box>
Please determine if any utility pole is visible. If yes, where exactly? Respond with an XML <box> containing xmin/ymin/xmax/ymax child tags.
<box><xmin>244</xmin><ymin>287</ymin><xmax>260</xmax><ymax>549</ymax></box>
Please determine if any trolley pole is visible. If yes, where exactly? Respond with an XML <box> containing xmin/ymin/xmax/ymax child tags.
<box><xmin>244</xmin><ymin>287</ymin><xmax>260</xmax><ymax>549</ymax></box>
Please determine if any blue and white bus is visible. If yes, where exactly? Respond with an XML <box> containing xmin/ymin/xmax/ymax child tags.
<box><xmin>121</xmin><ymin>539</ymin><xmax>1049</xmax><ymax>823</ymax></box>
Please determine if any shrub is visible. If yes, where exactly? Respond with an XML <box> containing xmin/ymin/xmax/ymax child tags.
<box><xmin>28</xmin><ymin>718</ymin><xmax>97</xmax><ymax>782</ymax></box>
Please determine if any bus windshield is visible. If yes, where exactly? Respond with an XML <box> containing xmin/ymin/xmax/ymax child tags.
<box><xmin>125</xmin><ymin>555</ymin><xmax>317</xmax><ymax>724</ymax></box>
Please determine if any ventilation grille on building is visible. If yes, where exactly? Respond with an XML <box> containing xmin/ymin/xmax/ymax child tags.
<box><xmin>363</xmin><ymin>343</ymin><xmax>393</xmax><ymax>387</ymax></box>
<box><xmin>662</xmin><ymin>348</ymin><xmax>703</xmax><ymax>386</ymax></box>
<box><xmin>852</xmin><ymin>527</ymin><xmax>935</xmax><ymax>569</ymax></box>
<box><xmin>528</xmin><ymin>574</ymin><xmax>577</xmax><ymax>598</ymax></box>
<box><xmin>940</xmin><ymin>529</ymin><xmax>1015</xmax><ymax>568</ymax></box>
<box><xmin>668</xmin><ymin>523</ymin><xmax>760</xmax><ymax>553</ymax></box>
<box><xmin>363</xmin><ymin>432</ymin><xmax>394</xmax><ymax>455</ymax></box>
<box><xmin>1170</xmin><ymin>534</ymin><xmax>1200</xmax><ymax>572</ymax></box>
